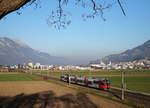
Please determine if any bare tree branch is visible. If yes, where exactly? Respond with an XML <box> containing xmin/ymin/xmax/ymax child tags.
<box><xmin>117</xmin><ymin>0</ymin><xmax>126</xmax><ymax>16</ymax></box>
<box><xmin>47</xmin><ymin>0</ymin><xmax>71</xmax><ymax>29</ymax></box>
<box><xmin>0</xmin><ymin>0</ymin><xmax>126</xmax><ymax>29</ymax></box>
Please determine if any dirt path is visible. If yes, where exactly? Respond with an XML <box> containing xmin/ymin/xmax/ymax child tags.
<box><xmin>0</xmin><ymin>81</ymin><xmax>131</xmax><ymax>108</ymax></box>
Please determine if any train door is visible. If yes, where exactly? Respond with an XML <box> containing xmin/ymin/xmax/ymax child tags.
<box><xmin>87</xmin><ymin>79</ymin><xmax>93</xmax><ymax>87</ymax></box>
<box><xmin>93</xmin><ymin>80</ymin><xmax>100</xmax><ymax>88</ymax></box>
<box><xmin>70</xmin><ymin>75</ymin><xmax>76</xmax><ymax>83</ymax></box>
<box><xmin>87</xmin><ymin>79</ymin><xmax>98</xmax><ymax>88</ymax></box>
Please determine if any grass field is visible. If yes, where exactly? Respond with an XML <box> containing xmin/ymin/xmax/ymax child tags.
<box><xmin>0</xmin><ymin>73</ymin><xmax>40</xmax><ymax>81</ymax></box>
<box><xmin>0</xmin><ymin>71</ymin><xmax>149</xmax><ymax>108</ymax></box>
<box><xmin>1</xmin><ymin>70</ymin><xmax>150</xmax><ymax>94</ymax></box>
<box><xmin>110</xmin><ymin>76</ymin><xmax>150</xmax><ymax>93</ymax></box>
<box><xmin>31</xmin><ymin>69</ymin><xmax>150</xmax><ymax>93</ymax></box>
<box><xmin>31</xmin><ymin>69</ymin><xmax>150</xmax><ymax>77</ymax></box>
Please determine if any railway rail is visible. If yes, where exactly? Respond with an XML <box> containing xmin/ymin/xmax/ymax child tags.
<box><xmin>26</xmin><ymin>72</ymin><xmax>150</xmax><ymax>108</ymax></box>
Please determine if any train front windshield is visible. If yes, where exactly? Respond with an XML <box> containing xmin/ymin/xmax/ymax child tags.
<box><xmin>104</xmin><ymin>80</ymin><xmax>110</xmax><ymax>85</ymax></box>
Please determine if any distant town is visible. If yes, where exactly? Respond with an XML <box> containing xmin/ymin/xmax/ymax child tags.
<box><xmin>1</xmin><ymin>58</ymin><xmax>150</xmax><ymax>72</ymax></box>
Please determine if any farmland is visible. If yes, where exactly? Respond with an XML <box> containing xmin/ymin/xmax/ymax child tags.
<box><xmin>31</xmin><ymin>69</ymin><xmax>150</xmax><ymax>93</ymax></box>
<box><xmin>0</xmin><ymin>72</ymin><xmax>131</xmax><ymax>108</ymax></box>
<box><xmin>0</xmin><ymin>73</ymin><xmax>40</xmax><ymax>81</ymax></box>
<box><xmin>31</xmin><ymin>69</ymin><xmax>150</xmax><ymax>77</ymax></box>
<box><xmin>110</xmin><ymin>76</ymin><xmax>150</xmax><ymax>93</ymax></box>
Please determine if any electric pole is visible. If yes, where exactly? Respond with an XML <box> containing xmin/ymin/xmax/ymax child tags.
<box><xmin>121</xmin><ymin>71</ymin><xmax>125</xmax><ymax>100</ymax></box>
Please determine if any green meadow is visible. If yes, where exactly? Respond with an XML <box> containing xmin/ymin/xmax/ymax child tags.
<box><xmin>0</xmin><ymin>73</ymin><xmax>40</xmax><ymax>81</ymax></box>
<box><xmin>1</xmin><ymin>70</ymin><xmax>149</xmax><ymax>93</ymax></box>
<box><xmin>32</xmin><ymin>69</ymin><xmax>150</xmax><ymax>93</ymax></box>
<box><xmin>110</xmin><ymin>76</ymin><xmax>150</xmax><ymax>93</ymax></box>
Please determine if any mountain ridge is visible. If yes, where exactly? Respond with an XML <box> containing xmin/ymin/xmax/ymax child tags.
<box><xmin>0</xmin><ymin>37</ymin><xmax>67</xmax><ymax>65</ymax></box>
<box><xmin>90</xmin><ymin>40</ymin><xmax>150</xmax><ymax>64</ymax></box>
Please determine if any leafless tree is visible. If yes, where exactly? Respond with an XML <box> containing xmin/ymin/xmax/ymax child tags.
<box><xmin>0</xmin><ymin>0</ymin><xmax>126</xmax><ymax>29</ymax></box>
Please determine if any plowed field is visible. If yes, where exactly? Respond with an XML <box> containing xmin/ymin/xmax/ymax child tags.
<box><xmin>0</xmin><ymin>81</ymin><xmax>131</xmax><ymax>108</ymax></box>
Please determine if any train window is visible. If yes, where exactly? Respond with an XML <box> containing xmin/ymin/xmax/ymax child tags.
<box><xmin>88</xmin><ymin>81</ymin><xmax>92</xmax><ymax>84</ymax></box>
<box><xmin>93</xmin><ymin>81</ymin><xmax>99</xmax><ymax>84</ymax></box>
<box><xmin>106</xmin><ymin>80</ymin><xmax>110</xmax><ymax>83</ymax></box>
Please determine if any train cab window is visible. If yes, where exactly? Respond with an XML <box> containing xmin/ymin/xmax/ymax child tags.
<box><xmin>106</xmin><ymin>80</ymin><xmax>110</xmax><ymax>83</ymax></box>
<box><xmin>105</xmin><ymin>80</ymin><xmax>110</xmax><ymax>85</ymax></box>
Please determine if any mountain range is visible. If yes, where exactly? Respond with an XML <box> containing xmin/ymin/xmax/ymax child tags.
<box><xmin>90</xmin><ymin>40</ymin><xmax>150</xmax><ymax>64</ymax></box>
<box><xmin>0</xmin><ymin>37</ymin><xmax>67</xmax><ymax>65</ymax></box>
<box><xmin>1</xmin><ymin>37</ymin><xmax>150</xmax><ymax>65</ymax></box>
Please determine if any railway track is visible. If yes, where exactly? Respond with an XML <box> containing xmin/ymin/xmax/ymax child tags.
<box><xmin>27</xmin><ymin>72</ymin><xmax>150</xmax><ymax>108</ymax></box>
<box><xmin>110</xmin><ymin>88</ymin><xmax>150</xmax><ymax>107</ymax></box>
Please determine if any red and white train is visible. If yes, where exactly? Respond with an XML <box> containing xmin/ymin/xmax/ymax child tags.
<box><xmin>60</xmin><ymin>74</ymin><xmax>110</xmax><ymax>90</ymax></box>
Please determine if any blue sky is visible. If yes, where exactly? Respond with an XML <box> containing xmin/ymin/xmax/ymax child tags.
<box><xmin>0</xmin><ymin>0</ymin><xmax>150</xmax><ymax>64</ymax></box>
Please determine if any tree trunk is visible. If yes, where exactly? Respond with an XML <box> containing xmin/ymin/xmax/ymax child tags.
<box><xmin>0</xmin><ymin>0</ymin><xmax>31</xmax><ymax>19</ymax></box>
